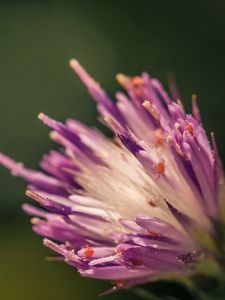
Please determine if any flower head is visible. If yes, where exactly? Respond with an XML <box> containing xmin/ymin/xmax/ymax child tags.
<box><xmin>0</xmin><ymin>60</ymin><xmax>224</xmax><ymax>292</ymax></box>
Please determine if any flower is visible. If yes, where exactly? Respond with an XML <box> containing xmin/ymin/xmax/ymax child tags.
<box><xmin>0</xmin><ymin>59</ymin><xmax>224</xmax><ymax>293</ymax></box>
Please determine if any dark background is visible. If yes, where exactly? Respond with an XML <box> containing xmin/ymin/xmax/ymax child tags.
<box><xmin>0</xmin><ymin>1</ymin><xmax>225</xmax><ymax>299</ymax></box>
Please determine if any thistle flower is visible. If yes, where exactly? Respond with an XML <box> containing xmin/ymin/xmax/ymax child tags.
<box><xmin>0</xmin><ymin>60</ymin><xmax>225</xmax><ymax>294</ymax></box>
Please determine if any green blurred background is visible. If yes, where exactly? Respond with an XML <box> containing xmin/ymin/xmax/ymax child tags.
<box><xmin>1</xmin><ymin>0</ymin><xmax>225</xmax><ymax>299</ymax></box>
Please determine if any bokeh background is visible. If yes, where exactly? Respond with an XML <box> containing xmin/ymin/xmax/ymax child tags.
<box><xmin>1</xmin><ymin>0</ymin><xmax>225</xmax><ymax>299</ymax></box>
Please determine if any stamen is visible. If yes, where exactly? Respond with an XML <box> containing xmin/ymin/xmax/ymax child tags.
<box><xmin>115</xmin><ymin>248</ymin><xmax>123</xmax><ymax>260</ymax></box>
<box><xmin>65</xmin><ymin>241</ymin><xmax>71</xmax><ymax>248</ymax></box>
<box><xmin>69</xmin><ymin>59</ymin><xmax>98</xmax><ymax>87</ymax></box>
<box><xmin>31</xmin><ymin>217</ymin><xmax>40</xmax><ymax>225</ymax></box>
<box><xmin>167</xmin><ymin>134</ymin><xmax>183</xmax><ymax>156</ymax></box>
<box><xmin>177</xmin><ymin>99</ymin><xmax>184</xmax><ymax>109</ymax></box>
<box><xmin>192</xmin><ymin>94</ymin><xmax>201</xmax><ymax>122</ymax></box>
<box><xmin>65</xmin><ymin>249</ymin><xmax>75</xmax><ymax>262</ymax></box>
<box><xmin>192</xmin><ymin>94</ymin><xmax>197</xmax><ymax>103</ymax></box>
<box><xmin>46</xmin><ymin>256</ymin><xmax>64</xmax><ymax>262</ymax></box>
<box><xmin>104</xmin><ymin>116</ymin><xmax>123</xmax><ymax>134</ymax></box>
<box><xmin>142</xmin><ymin>100</ymin><xmax>160</xmax><ymax>120</ymax></box>
<box><xmin>177</xmin><ymin>251</ymin><xmax>199</xmax><ymax>265</ymax></box>
<box><xmin>69</xmin><ymin>58</ymin><xmax>79</xmax><ymax>69</ymax></box>
<box><xmin>116</xmin><ymin>73</ymin><xmax>129</xmax><ymax>86</ymax></box>
<box><xmin>38</xmin><ymin>112</ymin><xmax>45</xmax><ymax>121</ymax></box>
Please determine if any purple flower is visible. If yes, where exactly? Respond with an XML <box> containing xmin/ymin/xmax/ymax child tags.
<box><xmin>0</xmin><ymin>59</ymin><xmax>224</xmax><ymax>293</ymax></box>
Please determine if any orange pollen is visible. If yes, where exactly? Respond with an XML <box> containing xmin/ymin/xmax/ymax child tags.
<box><xmin>185</xmin><ymin>122</ymin><xmax>194</xmax><ymax>135</ymax></box>
<box><xmin>154</xmin><ymin>129</ymin><xmax>164</xmax><ymax>146</ymax></box>
<box><xmin>148</xmin><ymin>200</ymin><xmax>157</xmax><ymax>207</ymax></box>
<box><xmin>155</xmin><ymin>162</ymin><xmax>165</xmax><ymax>174</ymax></box>
<box><xmin>114</xmin><ymin>247</ymin><xmax>121</xmax><ymax>254</ymax></box>
<box><xmin>148</xmin><ymin>231</ymin><xmax>159</xmax><ymax>238</ymax></box>
<box><xmin>130</xmin><ymin>259</ymin><xmax>143</xmax><ymax>267</ymax></box>
<box><xmin>83</xmin><ymin>246</ymin><xmax>94</xmax><ymax>258</ymax></box>
<box><xmin>113</xmin><ymin>136</ymin><xmax>122</xmax><ymax>147</ymax></box>
<box><xmin>131</xmin><ymin>76</ymin><xmax>144</xmax><ymax>87</ymax></box>
<box><xmin>113</xmin><ymin>280</ymin><xmax>126</xmax><ymax>288</ymax></box>
<box><xmin>115</xmin><ymin>249</ymin><xmax>123</xmax><ymax>260</ymax></box>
